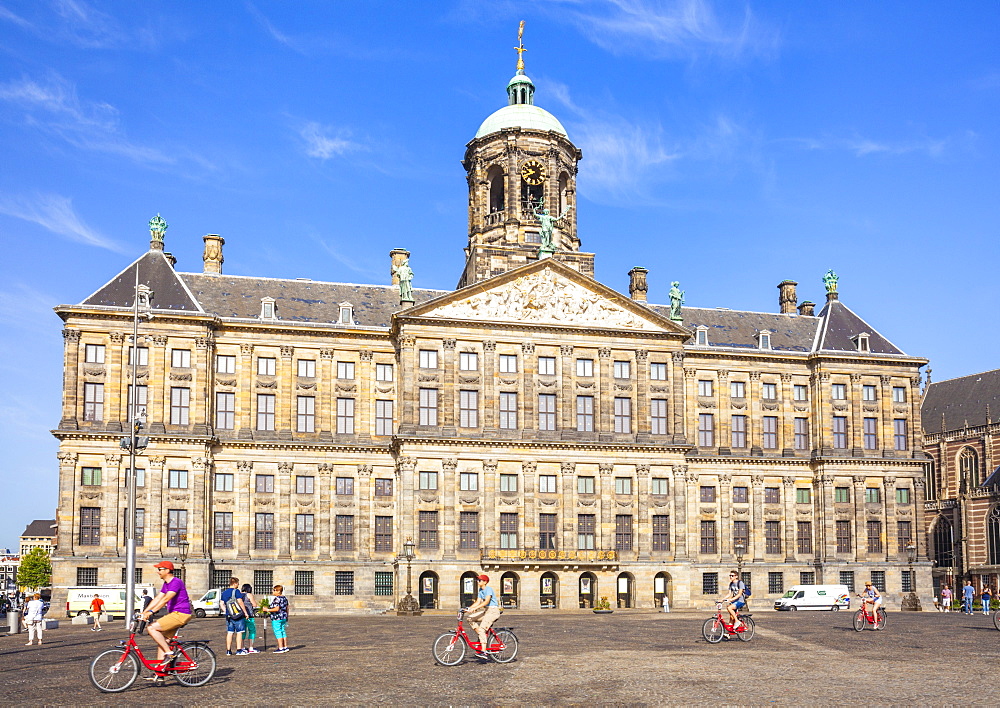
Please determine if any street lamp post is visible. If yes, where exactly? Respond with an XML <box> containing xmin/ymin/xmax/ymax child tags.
<box><xmin>178</xmin><ymin>539</ymin><xmax>190</xmax><ymax>581</ymax></box>
<box><xmin>902</xmin><ymin>542</ymin><xmax>922</xmax><ymax>611</ymax></box>
<box><xmin>396</xmin><ymin>537</ymin><xmax>422</xmax><ymax>616</ymax></box>
<box><xmin>734</xmin><ymin>542</ymin><xmax>746</xmax><ymax>576</ymax></box>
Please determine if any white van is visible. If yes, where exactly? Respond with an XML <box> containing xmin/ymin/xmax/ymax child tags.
<box><xmin>192</xmin><ymin>588</ymin><xmax>224</xmax><ymax>618</ymax></box>
<box><xmin>774</xmin><ymin>584</ymin><xmax>851</xmax><ymax>611</ymax></box>
<box><xmin>66</xmin><ymin>585</ymin><xmax>155</xmax><ymax>619</ymax></box>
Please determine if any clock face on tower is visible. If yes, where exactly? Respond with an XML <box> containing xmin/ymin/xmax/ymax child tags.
<box><xmin>520</xmin><ymin>159</ymin><xmax>546</xmax><ymax>186</ymax></box>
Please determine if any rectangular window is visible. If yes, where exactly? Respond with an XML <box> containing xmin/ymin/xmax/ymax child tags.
<box><xmin>169</xmin><ymin>387</ymin><xmax>190</xmax><ymax>425</ymax></box>
<box><xmin>871</xmin><ymin>571</ymin><xmax>886</xmax><ymax>593</ymax></box>
<box><xmin>650</xmin><ymin>398</ymin><xmax>668</xmax><ymax>435</ymax></box>
<box><xmin>294</xmin><ymin>570</ymin><xmax>314</xmax><ymax>595</ymax></box>
<box><xmin>128</xmin><ymin>346</ymin><xmax>149</xmax><ymax>366</ymax></box>
<box><xmin>256</xmin><ymin>356</ymin><xmax>275</xmax><ymax>376</ymax></box>
<box><xmin>733</xmin><ymin>486</ymin><xmax>748</xmax><ymax>504</ymax></box>
<box><xmin>419</xmin><ymin>349</ymin><xmax>438</xmax><ymax>369</ymax></box>
<box><xmin>764</xmin><ymin>487</ymin><xmax>780</xmax><ymax>504</ymax></box>
<box><xmin>762</xmin><ymin>382</ymin><xmax>777</xmax><ymax>400</ymax></box>
<box><xmin>840</xmin><ymin>571</ymin><xmax>855</xmax><ymax>592</ymax></box>
<box><xmin>800</xmin><ymin>571</ymin><xmax>816</xmax><ymax>586</ymax></box>
<box><xmin>615</xmin><ymin>515</ymin><xmax>633</xmax><ymax>551</ymax></box>
<box><xmin>216</xmin><ymin>354</ymin><xmax>236</xmax><ymax>374</ymax></box>
<box><xmin>335</xmin><ymin>477</ymin><xmax>354</xmax><ymax>496</ymax></box>
<box><xmin>539</xmin><ymin>475</ymin><xmax>557</xmax><ymax>493</ymax></box>
<box><xmin>650</xmin><ymin>362</ymin><xmax>667</xmax><ymax>380</ymax></box>
<box><xmin>297</xmin><ymin>359</ymin><xmax>315</xmax><ymax>377</ymax></box>
<box><xmin>615</xmin><ymin>477</ymin><xmax>632</xmax><ymax>495</ymax></box>
<box><xmin>419</xmin><ymin>471</ymin><xmax>438</xmax><ymax>490</ymax></box>
<box><xmin>768</xmin><ymin>572</ymin><xmax>784</xmax><ymax>594</ymax></box>
<box><xmin>796</xmin><ymin>488</ymin><xmax>811</xmax><ymax>504</ymax></box>
<box><xmin>892</xmin><ymin>386</ymin><xmax>907</xmax><ymax>403</ymax></box>
<box><xmin>731</xmin><ymin>415</ymin><xmax>747</xmax><ymax>448</ymax></box>
<box><xmin>651</xmin><ymin>477</ymin><xmax>669</xmax><ymax>495</ymax></box>
<box><xmin>577</xmin><ymin>514</ymin><xmax>595</xmax><ymax>550</ymax></box>
<box><xmin>254</xmin><ymin>570</ymin><xmax>274</xmax><ymax>596</ymax></box>
<box><xmin>459</xmin><ymin>511</ymin><xmax>479</xmax><ymax>550</ymax></box>
<box><xmin>256</xmin><ymin>474</ymin><xmax>275</xmax><ymax>493</ymax></box>
<box><xmin>295</xmin><ymin>475</ymin><xmax>314</xmax><ymax>494</ymax></box>
<box><xmin>835</xmin><ymin>486</ymin><xmax>850</xmax><ymax>503</ymax></box>
<box><xmin>81</xmin><ymin>467</ymin><xmax>102</xmax><ymax>486</ymax></box>
<box><xmin>337</xmin><ymin>361</ymin><xmax>355</xmax><ymax>380</ymax></box>
<box><xmin>894</xmin><ymin>419</ymin><xmax>908</xmax><ymax>450</ymax></box>
<box><xmin>897</xmin><ymin>520</ymin><xmax>913</xmax><ymax>554</ymax></box>
<box><xmin>576</xmin><ymin>396</ymin><xmax>594</xmax><ymax>432</ymax></box>
<box><xmin>335</xmin><ymin>571</ymin><xmax>354</xmax><ymax>596</ymax></box>
<box><xmin>375</xmin><ymin>516</ymin><xmax>393</xmax><ymax>552</ymax></box>
<box><xmin>865</xmin><ymin>487</ymin><xmax>881</xmax><ymax>504</ymax></box>
<box><xmin>335</xmin><ymin>515</ymin><xmax>354</xmax><ymax>551</ymax></box>
<box><xmin>832</xmin><ymin>416</ymin><xmax>848</xmax><ymax>449</ymax></box>
<box><xmin>84</xmin><ymin>343</ymin><xmax>105</xmax><ymax>363</ymax></box>
<box><xmin>79</xmin><ymin>507</ymin><xmax>100</xmax><ymax>545</ymax></box>
<box><xmin>494</xmin><ymin>473</ymin><xmax>516</xmax><ymax>492</ymax></box>
<box><xmin>375</xmin><ymin>399</ymin><xmax>394</xmax><ymax>435</ymax></box>
<box><xmin>578</xmin><ymin>476</ymin><xmax>595</xmax><ymax>494</ymax></box>
<box><xmin>699</xmin><ymin>486</ymin><xmax>716</xmax><ymax>502</ymax></box>
<box><xmin>133</xmin><ymin>508</ymin><xmax>145</xmax><ymax>547</ymax></box>
<box><xmin>376</xmin><ymin>363</ymin><xmax>393</xmax><ymax>382</ymax></box>
<box><xmin>863</xmin><ymin>417</ymin><xmax>878</xmax><ymax>450</ymax></box>
<box><xmin>797</xmin><ymin>521</ymin><xmax>812</xmax><ymax>554</ymax></box>
<box><xmin>862</xmin><ymin>384</ymin><xmax>877</xmax><ymax>401</ymax></box>
<box><xmin>652</xmin><ymin>515</ymin><xmax>670</xmax><ymax>551</ymax></box>
<box><xmin>867</xmin><ymin>520</ymin><xmax>883</xmax><ymax>553</ymax></box>
<box><xmin>215</xmin><ymin>473</ymin><xmax>234</xmax><ymax>492</ymax></box>
<box><xmin>539</xmin><ymin>513</ymin><xmax>557</xmax><ymax>550</ymax></box>
<box><xmin>614</xmin><ymin>397</ymin><xmax>632</xmax><ymax>433</ymax></box>
<box><xmin>576</xmin><ymin>358</ymin><xmax>593</xmax><ymax>377</ymax></box>
<box><xmin>538</xmin><ymin>356</ymin><xmax>556</xmax><ymax>376</ymax></box>
<box><xmin>167</xmin><ymin>509</ymin><xmax>187</xmax><ymax>547</ymax></box>
<box><xmin>459</xmin><ymin>472</ymin><xmax>479</xmax><ymax>491</ymax></box>
<box><xmin>698</xmin><ymin>379</ymin><xmax>713</xmax><ymax>397</ymax></box>
<box><xmin>127</xmin><ymin>384</ymin><xmax>148</xmax><ymax>420</ymax></box>
<box><xmin>765</xmin><ymin>521</ymin><xmax>781</xmax><ymax>554</ymax></box>
<box><xmin>172</xmin><ymin>349</ymin><xmax>191</xmax><ymax>368</ymax></box>
<box><xmin>336</xmin><ymin>398</ymin><xmax>355</xmax><ymax>434</ymax></box>
<box><xmin>211</xmin><ymin>569</ymin><xmax>231</xmax><ymax>589</ymax></box>
<box><xmin>499</xmin><ymin>354</ymin><xmax>518</xmax><ymax>373</ymax></box>
<box><xmin>901</xmin><ymin>570</ymin><xmax>914</xmax><ymax>593</ymax></box>
<box><xmin>831</xmin><ymin>383</ymin><xmax>847</xmax><ymax>400</ymax></box>
<box><xmin>297</xmin><ymin>396</ymin><xmax>316</xmax><ymax>433</ymax></box>
<box><xmin>83</xmin><ymin>382</ymin><xmax>104</xmax><ymax>422</ymax></box>
<box><xmin>459</xmin><ymin>351</ymin><xmax>479</xmax><ymax>371</ymax></box>
<box><xmin>459</xmin><ymin>390</ymin><xmax>479</xmax><ymax>428</ymax></box>
<box><xmin>419</xmin><ymin>388</ymin><xmax>438</xmax><ymax>426</ymax></box>
<box><xmin>77</xmin><ymin>567</ymin><xmax>98</xmax><ymax>586</ymax></box>
<box><xmin>214</xmin><ymin>512</ymin><xmax>233</xmax><ymax>548</ymax></box>
<box><xmin>836</xmin><ymin>520</ymin><xmax>852</xmax><ymax>553</ymax></box>
<box><xmin>375</xmin><ymin>478</ymin><xmax>393</xmax><ymax>497</ymax></box>
<box><xmin>700</xmin><ymin>520</ymin><xmax>717</xmax><ymax>554</ymax></box>
<box><xmin>499</xmin><ymin>391</ymin><xmax>518</xmax><ymax>429</ymax></box>
<box><xmin>256</xmin><ymin>393</ymin><xmax>275</xmax><ymax>431</ymax></box>
<box><xmin>896</xmin><ymin>487</ymin><xmax>911</xmax><ymax>505</ymax></box>
<box><xmin>794</xmin><ymin>418</ymin><xmax>809</xmax><ymax>450</ymax></box>
<box><xmin>793</xmin><ymin>384</ymin><xmax>808</xmax><ymax>401</ymax></box>
<box><xmin>613</xmin><ymin>360</ymin><xmax>631</xmax><ymax>379</ymax></box>
<box><xmin>698</xmin><ymin>413</ymin><xmax>714</xmax><ymax>447</ymax></box>
<box><xmin>500</xmin><ymin>513</ymin><xmax>518</xmax><ymax>549</ymax></box>
<box><xmin>374</xmin><ymin>570</ymin><xmax>394</xmax><ymax>596</ymax></box>
<box><xmin>538</xmin><ymin>393</ymin><xmax>557</xmax><ymax>431</ymax></box>
<box><xmin>703</xmin><ymin>572</ymin><xmax>719</xmax><ymax>596</ymax></box>
<box><xmin>295</xmin><ymin>514</ymin><xmax>315</xmax><ymax>550</ymax></box>
<box><xmin>216</xmin><ymin>392</ymin><xmax>235</xmax><ymax>430</ymax></box>
<box><xmin>168</xmin><ymin>469</ymin><xmax>188</xmax><ymax>489</ymax></box>
<box><xmin>733</xmin><ymin>520</ymin><xmax>749</xmax><ymax>552</ymax></box>
<box><xmin>419</xmin><ymin>511</ymin><xmax>439</xmax><ymax>549</ymax></box>
<box><xmin>762</xmin><ymin>416</ymin><xmax>778</xmax><ymax>449</ymax></box>
<box><xmin>730</xmin><ymin>381</ymin><xmax>746</xmax><ymax>398</ymax></box>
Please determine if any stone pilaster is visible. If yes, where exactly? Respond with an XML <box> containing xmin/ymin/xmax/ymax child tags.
<box><xmin>191</xmin><ymin>455</ymin><xmax>211</xmax><ymax>560</ymax></box>
<box><xmin>482</xmin><ymin>340</ymin><xmax>497</xmax><ymax>431</ymax></box>
<box><xmin>560</xmin><ymin>461</ymin><xmax>574</xmax><ymax>549</ymax></box>
<box><xmin>441</xmin><ymin>340</ymin><xmax>456</xmax><ymax>430</ymax></box>
<box><xmin>277</xmin><ymin>345</ymin><xmax>294</xmax><ymax>440</ymax></box>
<box><xmin>672</xmin><ymin>465</ymin><xmax>688</xmax><ymax>559</ymax></box>
<box><xmin>397</xmin><ymin>457</ymin><xmax>417</xmax><ymax>544</ymax></box>
<box><xmin>319</xmin><ymin>349</ymin><xmax>334</xmax><ymax>439</ymax></box>
<box><xmin>522</xmin><ymin>342</ymin><xmax>535</xmax><ymax>432</ymax></box>
<box><xmin>850</xmin><ymin>374</ymin><xmax>863</xmax><ymax>455</ymax></box>
<box><xmin>60</xmin><ymin>329</ymin><xmax>81</xmax><ymax>429</ymax></box>
<box><xmin>318</xmin><ymin>462</ymin><xmax>333</xmax><ymax>559</ymax></box>
<box><xmin>194</xmin><ymin>335</ymin><xmax>214</xmax><ymax>435</ymax></box>
<box><xmin>149</xmin><ymin>335</ymin><xmax>167</xmax><ymax>434</ymax></box>
<box><xmin>853</xmin><ymin>475</ymin><xmax>866</xmax><ymax>562</ymax></box>
<box><xmin>148</xmin><ymin>455</ymin><xmax>167</xmax><ymax>555</ymax></box>
<box><xmin>783</xmin><ymin>477</ymin><xmax>796</xmax><ymax>561</ymax></box>
<box><xmin>671</xmin><ymin>352</ymin><xmax>686</xmax><ymax>443</ymax></box>
<box><xmin>636</xmin><ymin>464</ymin><xmax>650</xmax><ymax>559</ymax></box>
<box><xmin>559</xmin><ymin>345</ymin><xmax>574</xmax><ymax>433</ymax></box>
<box><xmin>357</xmin><ymin>464</ymin><xmax>373</xmax><ymax>559</ymax></box>
<box><xmin>277</xmin><ymin>461</ymin><xmax>293</xmax><ymax>559</ymax></box>
<box><xmin>599</xmin><ymin>463</ymin><xmax>614</xmax><ymax>548</ymax></box>
<box><xmin>237</xmin><ymin>343</ymin><xmax>254</xmax><ymax>439</ymax></box>
<box><xmin>107</xmin><ymin>332</ymin><xmax>124</xmax><ymax>431</ymax></box>
<box><xmin>751</xmin><ymin>475</ymin><xmax>764</xmax><ymax>561</ymax></box>
<box><xmin>883</xmin><ymin>476</ymin><xmax>897</xmax><ymax>562</ymax></box>
<box><xmin>635</xmin><ymin>350</ymin><xmax>649</xmax><ymax>441</ymax></box>
<box><xmin>441</xmin><ymin>458</ymin><xmax>457</xmax><ymax>560</ymax></box>
<box><xmin>780</xmin><ymin>373</ymin><xmax>794</xmax><ymax>456</ymax></box>
<box><xmin>236</xmin><ymin>460</ymin><xmax>252</xmax><ymax>559</ymax></box>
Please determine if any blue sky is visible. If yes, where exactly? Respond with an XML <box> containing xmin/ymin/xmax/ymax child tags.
<box><xmin>0</xmin><ymin>1</ymin><xmax>997</xmax><ymax>549</ymax></box>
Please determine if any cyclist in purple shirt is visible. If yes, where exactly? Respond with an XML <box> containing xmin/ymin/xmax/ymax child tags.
<box><xmin>140</xmin><ymin>560</ymin><xmax>192</xmax><ymax>665</ymax></box>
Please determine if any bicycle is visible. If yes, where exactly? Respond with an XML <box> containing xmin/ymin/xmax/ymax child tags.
<box><xmin>432</xmin><ymin>608</ymin><xmax>519</xmax><ymax>665</ymax></box>
<box><xmin>89</xmin><ymin>618</ymin><xmax>217</xmax><ymax>692</ymax></box>
<box><xmin>853</xmin><ymin>601</ymin><xmax>887</xmax><ymax>631</ymax></box>
<box><xmin>702</xmin><ymin>601</ymin><xmax>755</xmax><ymax>643</ymax></box>
<box><xmin>992</xmin><ymin>609</ymin><xmax>1000</xmax><ymax>631</ymax></box>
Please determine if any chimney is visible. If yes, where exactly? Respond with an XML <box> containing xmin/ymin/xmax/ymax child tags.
<box><xmin>797</xmin><ymin>301</ymin><xmax>815</xmax><ymax>317</ymax></box>
<box><xmin>390</xmin><ymin>248</ymin><xmax>410</xmax><ymax>287</ymax></box>
<box><xmin>628</xmin><ymin>267</ymin><xmax>648</xmax><ymax>302</ymax></box>
<box><xmin>778</xmin><ymin>280</ymin><xmax>797</xmax><ymax>314</ymax></box>
<box><xmin>163</xmin><ymin>252</ymin><xmax>177</xmax><ymax>268</ymax></box>
<box><xmin>203</xmin><ymin>234</ymin><xmax>225</xmax><ymax>274</ymax></box>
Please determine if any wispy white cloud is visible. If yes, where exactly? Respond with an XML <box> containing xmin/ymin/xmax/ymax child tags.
<box><xmin>245</xmin><ymin>1</ymin><xmax>298</xmax><ymax>51</ymax></box>
<box><xmin>0</xmin><ymin>283</ymin><xmax>60</xmax><ymax>332</ymax></box>
<box><xmin>783</xmin><ymin>132</ymin><xmax>970</xmax><ymax>159</ymax></box>
<box><xmin>0</xmin><ymin>192</ymin><xmax>122</xmax><ymax>252</ymax></box>
<box><xmin>298</xmin><ymin>121</ymin><xmax>365</xmax><ymax>160</ymax></box>
<box><xmin>0</xmin><ymin>4</ymin><xmax>32</xmax><ymax>28</ymax></box>
<box><xmin>313</xmin><ymin>236</ymin><xmax>383</xmax><ymax>281</ymax></box>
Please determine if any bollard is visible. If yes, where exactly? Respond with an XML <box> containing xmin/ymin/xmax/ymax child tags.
<box><xmin>7</xmin><ymin>609</ymin><xmax>21</xmax><ymax>634</ymax></box>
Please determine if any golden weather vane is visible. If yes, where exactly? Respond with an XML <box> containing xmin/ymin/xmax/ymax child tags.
<box><xmin>515</xmin><ymin>20</ymin><xmax>526</xmax><ymax>72</ymax></box>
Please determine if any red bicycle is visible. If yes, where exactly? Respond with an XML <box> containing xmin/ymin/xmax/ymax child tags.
<box><xmin>88</xmin><ymin>618</ymin><xmax>217</xmax><ymax>692</ymax></box>
<box><xmin>853</xmin><ymin>601</ymin><xmax>887</xmax><ymax>631</ymax></box>
<box><xmin>432</xmin><ymin>609</ymin><xmax>519</xmax><ymax>665</ymax></box>
<box><xmin>702</xmin><ymin>601</ymin><xmax>755</xmax><ymax>643</ymax></box>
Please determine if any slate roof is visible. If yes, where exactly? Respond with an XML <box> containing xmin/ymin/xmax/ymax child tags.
<box><xmin>922</xmin><ymin>368</ymin><xmax>1000</xmax><ymax>435</ymax></box>
<box><xmin>83</xmin><ymin>251</ymin><xmax>202</xmax><ymax>312</ymax></box>
<box><xmin>21</xmin><ymin>520</ymin><xmax>56</xmax><ymax>538</ymax></box>
<box><xmin>814</xmin><ymin>300</ymin><xmax>904</xmax><ymax>355</ymax></box>
<box><xmin>648</xmin><ymin>305</ymin><xmax>819</xmax><ymax>352</ymax></box>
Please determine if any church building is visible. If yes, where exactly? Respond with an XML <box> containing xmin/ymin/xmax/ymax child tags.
<box><xmin>50</xmin><ymin>33</ymin><xmax>931</xmax><ymax>612</ymax></box>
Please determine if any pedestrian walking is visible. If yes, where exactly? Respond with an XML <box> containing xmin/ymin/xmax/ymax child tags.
<box><xmin>262</xmin><ymin>584</ymin><xmax>290</xmax><ymax>653</ymax></box>
<box><xmin>661</xmin><ymin>594</ymin><xmax>670</xmax><ymax>613</ymax></box>
<box><xmin>141</xmin><ymin>588</ymin><xmax>152</xmax><ymax>613</ymax></box>
<box><xmin>940</xmin><ymin>584</ymin><xmax>952</xmax><ymax>612</ymax></box>
<box><xmin>23</xmin><ymin>593</ymin><xmax>45</xmax><ymax>646</ymax></box>
<box><xmin>222</xmin><ymin>577</ymin><xmax>249</xmax><ymax>656</ymax></box>
<box><xmin>963</xmin><ymin>581</ymin><xmax>975</xmax><ymax>614</ymax></box>
<box><xmin>981</xmin><ymin>586</ymin><xmax>992</xmax><ymax>615</ymax></box>
<box><xmin>90</xmin><ymin>594</ymin><xmax>105</xmax><ymax>631</ymax></box>
<box><xmin>240</xmin><ymin>583</ymin><xmax>260</xmax><ymax>653</ymax></box>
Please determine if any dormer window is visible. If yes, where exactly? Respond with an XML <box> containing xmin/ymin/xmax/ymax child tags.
<box><xmin>695</xmin><ymin>326</ymin><xmax>709</xmax><ymax>346</ymax></box>
<box><xmin>853</xmin><ymin>332</ymin><xmax>871</xmax><ymax>352</ymax></box>
<box><xmin>260</xmin><ymin>297</ymin><xmax>276</xmax><ymax>320</ymax></box>
<box><xmin>756</xmin><ymin>330</ymin><xmax>772</xmax><ymax>350</ymax></box>
<box><xmin>339</xmin><ymin>302</ymin><xmax>354</xmax><ymax>325</ymax></box>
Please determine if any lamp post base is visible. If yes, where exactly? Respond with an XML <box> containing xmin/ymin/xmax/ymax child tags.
<box><xmin>901</xmin><ymin>592</ymin><xmax>922</xmax><ymax>611</ymax></box>
<box><xmin>397</xmin><ymin>593</ymin><xmax>423</xmax><ymax>616</ymax></box>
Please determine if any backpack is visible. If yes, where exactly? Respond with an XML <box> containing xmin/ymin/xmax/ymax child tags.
<box><xmin>223</xmin><ymin>588</ymin><xmax>245</xmax><ymax>619</ymax></box>
<box><xmin>739</xmin><ymin>581</ymin><xmax>751</xmax><ymax>601</ymax></box>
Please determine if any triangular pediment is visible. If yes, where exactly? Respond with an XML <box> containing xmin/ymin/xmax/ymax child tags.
<box><xmin>405</xmin><ymin>259</ymin><xmax>688</xmax><ymax>335</ymax></box>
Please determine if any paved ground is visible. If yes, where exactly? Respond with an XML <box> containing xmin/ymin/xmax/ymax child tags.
<box><xmin>1</xmin><ymin>608</ymin><xmax>997</xmax><ymax>705</ymax></box>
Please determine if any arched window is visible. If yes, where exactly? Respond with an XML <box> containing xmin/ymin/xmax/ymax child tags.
<box><xmin>558</xmin><ymin>172</ymin><xmax>570</xmax><ymax>214</ymax></box>
<box><xmin>933</xmin><ymin>516</ymin><xmax>954</xmax><ymax>568</ymax></box>
<box><xmin>487</xmin><ymin>165</ymin><xmax>505</xmax><ymax>214</ymax></box>
<box><xmin>959</xmin><ymin>447</ymin><xmax>980</xmax><ymax>492</ymax></box>
<box><xmin>989</xmin><ymin>507</ymin><xmax>1000</xmax><ymax>566</ymax></box>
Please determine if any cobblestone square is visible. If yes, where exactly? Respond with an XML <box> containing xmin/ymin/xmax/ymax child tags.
<box><xmin>1</xmin><ymin>609</ymin><xmax>995</xmax><ymax>705</ymax></box>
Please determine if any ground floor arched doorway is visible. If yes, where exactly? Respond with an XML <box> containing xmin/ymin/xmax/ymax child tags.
<box><xmin>616</xmin><ymin>572</ymin><xmax>635</xmax><ymax>608</ymax></box>
<box><xmin>459</xmin><ymin>571</ymin><xmax>479</xmax><ymax>608</ymax></box>
<box><xmin>579</xmin><ymin>572</ymin><xmax>598</xmax><ymax>608</ymax></box>
<box><xmin>654</xmin><ymin>571</ymin><xmax>671</xmax><ymax>610</ymax></box>
<box><xmin>500</xmin><ymin>571</ymin><xmax>520</xmax><ymax>609</ymax></box>
<box><xmin>418</xmin><ymin>571</ymin><xmax>439</xmax><ymax>609</ymax></box>
<box><xmin>540</xmin><ymin>572</ymin><xmax>558</xmax><ymax>608</ymax></box>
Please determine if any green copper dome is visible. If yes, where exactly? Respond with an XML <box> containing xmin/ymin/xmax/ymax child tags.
<box><xmin>475</xmin><ymin>104</ymin><xmax>568</xmax><ymax>139</ymax></box>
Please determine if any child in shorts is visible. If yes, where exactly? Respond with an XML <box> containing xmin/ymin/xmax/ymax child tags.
<box><xmin>263</xmin><ymin>585</ymin><xmax>289</xmax><ymax>653</ymax></box>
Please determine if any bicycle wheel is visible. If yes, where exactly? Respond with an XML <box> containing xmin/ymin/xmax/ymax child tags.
<box><xmin>994</xmin><ymin>611</ymin><xmax>1000</xmax><ymax>631</ymax></box>
<box><xmin>89</xmin><ymin>649</ymin><xmax>139</xmax><ymax>693</ymax></box>
<box><xmin>875</xmin><ymin>609</ymin><xmax>887</xmax><ymax>630</ymax></box>
<box><xmin>173</xmin><ymin>642</ymin><xmax>217</xmax><ymax>687</ymax></box>
<box><xmin>702</xmin><ymin>617</ymin><xmax>725</xmax><ymax>644</ymax></box>
<box><xmin>737</xmin><ymin>616</ymin><xmax>755</xmax><ymax>642</ymax></box>
<box><xmin>432</xmin><ymin>632</ymin><xmax>466</xmax><ymax>666</ymax></box>
<box><xmin>488</xmin><ymin>629</ymin><xmax>518</xmax><ymax>663</ymax></box>
<box><xmin>852</xmin><ymin>610</ymin><xmax>866</xmax><ymax>632</ymax></box>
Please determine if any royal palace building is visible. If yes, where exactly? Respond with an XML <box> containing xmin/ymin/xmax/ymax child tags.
<box><xmin>50</xmin><ymin>41</ymin><xmax>932</xmax><ymax>613</ymax></box>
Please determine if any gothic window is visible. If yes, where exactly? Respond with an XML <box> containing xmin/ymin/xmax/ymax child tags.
<box><xmin>988</xmin><ymin>507</ymin><xmax>1000</xmax><ymax>566</ymax></box>
<box><xmin>959</xmin><ymin>447</ymin><xmax>980</xmax><ymax>490</ymax></box>
<box><xmin>933</xmin><ymin>516</ymin><xmax>954</xmax><ymax>568</ymax></box>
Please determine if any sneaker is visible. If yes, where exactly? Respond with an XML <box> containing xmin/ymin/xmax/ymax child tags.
<box><xmin>91</xmin><ymin>628</ymin><xmax>97</xmax><ymax>631</ymax></box>
<box><xmin>246</xmin><ymin>648</ymin><xmax>259</xmax><ymax>653</ymax></box>
<box><xmin>236</xmin><ymin>649</ymin><xmax>249</xmax><ymax>655</ymax></box>
<box><xmin>274</xmin><ymin>647</ymin><xmax>289</xmax><ymax>653</ymax></box>
<box><xmin>474</xmin><ymin>652</ymin><xmax>490</xmax><ymax>660</ymax></box>
<box><xmin>226</xmin><ymin>650</ymin><xmax>233</xmax><ymax>656</ymax></box>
